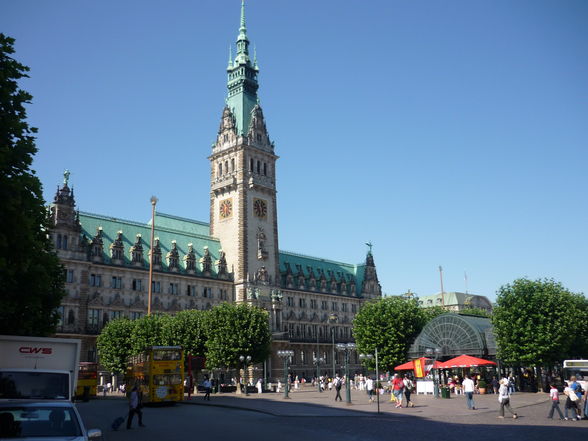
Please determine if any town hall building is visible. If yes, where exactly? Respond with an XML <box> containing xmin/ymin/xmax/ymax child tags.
<box><xmin>49</xmin><ymin>1</ymin><xmax>382</xmax><ymax>381</ymax></box>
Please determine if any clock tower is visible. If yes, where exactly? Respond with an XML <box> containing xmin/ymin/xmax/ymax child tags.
<box><xmin>209</xmin><ymin>1</ymin><xmax>280</xmax><ymax>303</ymax></box>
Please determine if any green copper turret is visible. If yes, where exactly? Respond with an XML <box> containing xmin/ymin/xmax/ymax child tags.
<box><xmin>226</xmin><ymin>0</ymin><xmax>259</xmax><ymax>136</ymax></box>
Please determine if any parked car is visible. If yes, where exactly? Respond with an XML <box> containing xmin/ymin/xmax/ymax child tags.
<box><xmin>0</xmin><ymin>400</ymin><xmax>102</xmax><ymax>440</ymax></box>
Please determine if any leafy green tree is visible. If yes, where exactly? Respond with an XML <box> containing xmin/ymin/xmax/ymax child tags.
<box><xmin>0</xmin><ymin>34</ymin><xmax>65</xmax><ymax>336</ymax></box>
<box><xmin>353</xmin><ymin>297</ymin><xmax>425</xmax><ymax>371</ymax></box>
<box><xmin>161</xmin><ymin>309</ymin><xmax>208</xmax><ymax>357</ymax></box>
<box><xmin>567</xmin><ymin>293</ymin><xmax>588</xmax><ymax>359</ymax></box>
<box><xmin>204</xmin><ymin>303</ymin><xmax>271</xmax><ymax>370</ymax></box>
<box><xmin>492</xmin><ymin>278</ymin><xmax>584</xmax><ymax>366</ymax></box>
<box><xmin>96</xmin><ymin>318</ymin><xmax>136</xmax><ymax>373</ymax></box>
<box><xmin>129</xmin><ymin>314</ymin><xmax>173</xmax><ymax>354</ymax></box>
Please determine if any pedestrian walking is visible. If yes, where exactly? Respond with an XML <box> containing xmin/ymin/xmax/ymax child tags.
<box><xmin>391</xmin><ymin>373</ymin><xmax>404</xmax><ymax>408</ymax></box>
<box><xmin>491</xmin><ymin>376</ymin><xmax>499</xmax><ymax>394</ymax></box>
<box><xmin>126</xmin><ymin>385</ymin><xmax>145</xmax><ymax>429</ymax></box>
<box><xmin>334</xmin><ymin>374</ymin><xmax>343</xmax><ymax>401</ymax></box>
<box><xmin>403</xmin><ymin>374</ymin><xmax>415</xmax><ymax>407</ymax></box>
<box><xmin>497</xmin><ymin>378</ymin><xmax>518</xmax><ymax>419</ymax></box>
<box><xmin>462</xmin><ymin>375</ymin><xmax>476</xmax><ymax>410</ymax></box>
<box><xmin>569</xmin><ymin>376</ymin><xmax>584</xmax><ymax>420</ymax></box>
<box><xmin>203</xmin><ymin>376</ymin><xmax>212</xmax><ymax>401</ymax></box>
<box><xmin>563</xmin><ymin>386</ymin><xmax>576</xmax><ymax>420</ymax></box>
<box><xmin>507</xmin><ymin>375</ymin><xmax>516</xmax><ymax>394</ymax></box>
<box><xmin>547</xmin><ymin>383</ymin><xmax>564</xmax><ymax>419</ymax></box>
<box><xmin>256</xmin><ymin>378</ymin><xmax>263</xmax><ymax>394</ymax></box>
<box><xmin>366</xmin><ymin>376</ymin><xmax>374</xmax><ymax>402</ymax></box>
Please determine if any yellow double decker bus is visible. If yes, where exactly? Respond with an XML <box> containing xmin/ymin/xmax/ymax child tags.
<box><xmin>126</xmin><ymin>346</ymin><xmax>184</xmax><ymax>404</ymax></box>
<box><xmin>76</xmin><ymin>362</ymin><xmax>98</xmax><ymax>399</ymax></box>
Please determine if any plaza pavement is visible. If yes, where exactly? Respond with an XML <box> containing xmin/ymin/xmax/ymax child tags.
<box><xmin>180</xmin><ymin>385</ymin><xmax>587</xmax><ymax>427</ymax></box>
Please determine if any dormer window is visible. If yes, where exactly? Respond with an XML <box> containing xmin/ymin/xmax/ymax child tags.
<box><xmin>150</xmin><ymin>238</ymin><xmax>162</xmax><ymax>267</ymax></box>
<box><xmin>110</xmin><ymin>231</ymin><xmax>125</xmax><ymax>262</ymax></box>
<box><xmin>184</xmin><ymin>243</ymin><xmax>196</xmax><ymax>272</ymax></box>
<box><xmin>130</xmin><ymin>234</ymin><xmax>143</xmax><ymax>265</ymax></box>
<box><xmin>167</xmin><ymin>240</ymin><xmax>180</xmax><ymax>272</ymax></box>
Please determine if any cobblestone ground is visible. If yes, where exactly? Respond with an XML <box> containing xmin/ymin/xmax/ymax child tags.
<box><xmin>78</xmin><ymin>386</ymin><xmax>587</xmax><ymax>441</ymax></box>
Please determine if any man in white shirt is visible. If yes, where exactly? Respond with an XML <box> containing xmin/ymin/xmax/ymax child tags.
<box><xmin>366</xmin><ymin>377</ymin><xmax>375</xmax><ymax>402</ymax></box>
<box><xmin>462</xmin><ymin>375</ymin><xmax>476</xmax><ymax>410</ymax></box>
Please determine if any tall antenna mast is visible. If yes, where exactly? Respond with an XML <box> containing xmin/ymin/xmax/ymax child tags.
<box><xmin>464</xmin><ymin>271</ymin><xmax>468</xmax><ymax>294</ymax></box>
<box><xmin>439</xmin><ymin>265</ymin><xmax>445</xmax><ymax>307</ymax></box>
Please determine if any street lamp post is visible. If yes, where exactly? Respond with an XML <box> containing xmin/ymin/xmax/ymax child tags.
<box><xmin>336</xmin><ymin>342</ymin><xmax>356</xmax><ymax>405</ymax></box>
<box><xmin>359</xmin><ymin>348</ymin><xmax>380</xmax><ymax>414</ymax></box>
<box><xmin>313</xmin><ymin>356</ymin><xmax>324</xmax><ymax>393</ymax></box>
<box><xmin>147</xmin><ymin>196</ymin><xmax>158</xmax><ymax>316</ymax></box>
<box><xmin>329</xmin><ymin>314</ymin><xmax>338</xmax><ymax>378</ymax></box>
<box><xmin>426</xmin><ymin>347</ymin><xmax>442</xmax><ymax>398</ymax></box>
<box><xmin>277</xmin><ymin>350</ymin><xmax>294</xmax><ymax>399</ymax></box>
<box><xmin>239</xmin><ymin>355</ymin><xmax>251</xmax><ymax>396</ymax></box>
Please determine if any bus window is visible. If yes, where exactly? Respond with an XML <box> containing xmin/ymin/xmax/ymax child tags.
<box><xmin>562</xmin><ymin>360</ymin><xmax>588</xmax><ymax>388</ymax></box>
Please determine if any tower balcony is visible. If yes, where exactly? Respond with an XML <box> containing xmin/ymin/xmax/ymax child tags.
<box><xmin>247</xmin><ymin>173</ymin><xmax>275</xmax><ymax>190</ymax></box>
<box><xmin>211</xmin><ymin>174</ymin><xmax>238</xmax><ymax>194</ymax></box>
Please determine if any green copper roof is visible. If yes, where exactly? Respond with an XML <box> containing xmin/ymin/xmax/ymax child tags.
<box><xmin>226</xmin><ymin>0</ymin><xmax>260</xmax><ymax>135</ymax></box>
<box><xmin>76</xmin><ymin>210</ymin><xmax>369</xmax><ymax>292</ymax></box>
<box><xmin>279</xmin><ymin>250</ymin><xmax>366</xmax><ymax>297</ymax></box>
<box><xmin>78</xmin><ymin>211</ymin><xmax>221</xmax><ymax>274</ymax></box>
<box><xmin>153</xmin><ymin>212</ymin><xmax>210</xmax><ymax>237</ymax></box>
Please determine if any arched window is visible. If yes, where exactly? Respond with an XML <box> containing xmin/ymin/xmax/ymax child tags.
<box><xmin>225</xmin><ymin>161</ymin><xmax>229</xmax><ymax>173</ymax></box>
<box><xmin>263</xmin><ymin>163</ymin><xmax>267</xmax><ymax>176</ymax></box>
<box><xmin>67</xmin><ymin>310</ymin><xmax>75</xmax><ymax>325</ymax></box>
<box><xmin>231</xmin><ymin>158</ymin><xmax>235</xmax><ymax>172</ymax></box>
<box><xmin>249</xmin><ymin>158</ymin><xmax>254</xmax><ymax>172</ymax></box>
<box><xmin>56</xmin><ymin>234</ymin><xmax>62</xmax><ymax>249</ymax></box>
<box><xmin>256</xmin><ymin>161</ymin><xmax>260</xmax><ymax>174</ymax></box>
<box><xmin>218</xmin><ymin>163</ymin><xmax>222</xmax><ymax>176</ymax></box>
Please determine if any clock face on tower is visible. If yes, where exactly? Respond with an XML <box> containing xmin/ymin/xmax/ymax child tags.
<box><xmin>253</xmin><ymin>198</ymin><xmax>267</xmax><ymax>218</ymax></box>
<box><xmin>219</xmin><ymin>198</ymin><xmax>233</xmax><ymax>219</ymax></box>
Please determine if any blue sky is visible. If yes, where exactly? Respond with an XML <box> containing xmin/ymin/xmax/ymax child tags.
<box><xmin>2</xmin><ymin>0</ymin><xmax>587</xmax><ymax>301</ymax></box>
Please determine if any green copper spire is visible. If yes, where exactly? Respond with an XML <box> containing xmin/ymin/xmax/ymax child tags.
<box><xmin>226</xmin><ymin>0</ymin><xmax>259</xmax><ymax>135</ymax></box>
<box><xmin>235</xmin><ymin>0</ymin><xmax>250</xmax><ymax>64</ymax></box>
<box><xmin>240</xmin><ymin>0</ymin><xmax>246</xmax><ymax>34</ymax></box>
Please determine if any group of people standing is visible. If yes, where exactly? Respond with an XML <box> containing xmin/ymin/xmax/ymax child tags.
<box><xmin>548</xmin><ymin>376</ymin><xmax>587</xmax><ymax>421</ymax></box>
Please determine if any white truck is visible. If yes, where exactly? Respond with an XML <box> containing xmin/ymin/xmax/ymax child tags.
<box><xmin>0</xmin><ymin>335</ymin><xmax>81</xmax><ymax>401</ymax></box>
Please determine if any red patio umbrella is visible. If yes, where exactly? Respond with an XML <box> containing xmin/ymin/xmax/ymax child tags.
<box><xmin>439</xmin><ymin>354</ymin><xmax>496</xmax><ymax>369</ymax></box>
<box><xmin>394</xmin><ymin>361</ymin><xmax>414</xmax><ymax>371</ymax></box>
<box><xmin>394</xmin><ymin>359</ymin><xmax>444</xmax><ymax>371</ymax></box>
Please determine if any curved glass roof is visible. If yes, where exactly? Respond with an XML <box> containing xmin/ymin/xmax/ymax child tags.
<box><xmin>408</xmin><ymin>313</ymin><xmax>496</xmax><ymax>359</ymax></box>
